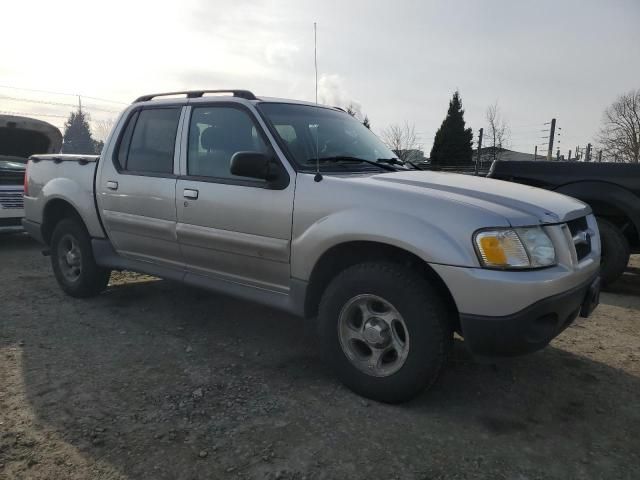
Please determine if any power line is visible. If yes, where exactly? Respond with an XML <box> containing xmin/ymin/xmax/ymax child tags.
<box><xmin>508</xmin><ymin>132</ymin><xmax>546</xmax><ymax>138</ymax></box>
<box><xmin>509</xmin><ymin>122</ymin><xmax>548</xmax><ymax>129</ymax></box>
<box><xmin>0</xmin><ymin>95</ymin><xmax>120</xmax><ymax>113</ymax></box>
<box><xmin>0</xmin><ymin>109</ymin><xmax>68</xmax><ymax>118</ymax></box>
<box><xmin>0</xmin><ymin>84</ymin><xmax>128</xmax><ymax>105</ymax></box>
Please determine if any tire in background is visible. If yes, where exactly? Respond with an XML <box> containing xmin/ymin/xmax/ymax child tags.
<box><xmin>597</xmin><ymin>217</ymin><xmax>630</xmax><ymax>286</ymax></box>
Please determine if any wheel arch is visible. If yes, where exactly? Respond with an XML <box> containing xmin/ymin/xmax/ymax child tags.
<box><xmin>303</xmin><ymin>240</ymin><xmax>460</xmax><ymax>330</ymax></box>
<box><xmin>41</xmin><ymin>198</ymin><xmax>86</xmax><ymax>245</ymax></box>
<box><xmin>555</xmin><ymin>181</ymin><xmax>640</xmax><ymax>247</ymax></box>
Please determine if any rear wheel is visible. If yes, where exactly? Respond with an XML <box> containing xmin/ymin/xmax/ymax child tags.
<box><xmin>50</xmin><ymin>218</ymin><xmax>111</xmax><ymax>297</ymax></box>
<box><xmin>318</xmin><ymin>262</ymin><xmax>451</xmax><ymax>403</ymax></box>
<box><xmin>597</xmin><ymin>217</ymin><xmax>630</xmax><ymax>286</ymax></box>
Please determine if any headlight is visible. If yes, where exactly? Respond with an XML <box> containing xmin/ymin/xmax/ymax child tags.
<box><xmin>474</xmin><ymin>227</ymin><xmax>556</xmax><ymax>269</ymax></box>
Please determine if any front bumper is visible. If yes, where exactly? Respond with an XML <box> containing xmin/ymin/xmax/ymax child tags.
<box><xmin>459</xmin><ymin>274</ymin><xmax>600</xmax><ymax>356</ymax></box>
<box><xmin>0</xmin><ymin>215</ymin><xmax>24</xmax><ymax>233</ymax></box>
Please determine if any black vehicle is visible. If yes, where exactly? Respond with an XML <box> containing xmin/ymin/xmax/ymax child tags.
<box><xmin>489</xmin><ymin>160</ymin><xmax>640</xmax><ymax>285</ymax></box>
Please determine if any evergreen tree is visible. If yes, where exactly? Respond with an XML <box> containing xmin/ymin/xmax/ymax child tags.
<box><xmin>93</xmin><ymin>139</ymin><xmax>105</xmax><ymax>154</ymax></box>
<box><xmin>62</xmin><ymin>109</ymin><xmax>97</xmax><ymax>154</ymax></box>
<box><xmin>429</xmin><ymin>91</ymin><xmax>473</xmax><ymax>165</ymax></box>
<box><xmin>363</xmin><ymin>115</ymin><xmax>371</xmax><ymax>129</ymax></box>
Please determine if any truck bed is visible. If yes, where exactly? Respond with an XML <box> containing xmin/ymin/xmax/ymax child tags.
<box><xmin>489</xmin><ymin>161</ymin><xmax>640</xmax><ymax>197</ymax></box>
<box><xmin>24</xmin><ymin>154</ymin><xmax>104</xmax><ymax>240</ymax></box>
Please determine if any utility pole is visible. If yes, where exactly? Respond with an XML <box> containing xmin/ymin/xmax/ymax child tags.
<box><xmin>586</xmin><ymin>143</ymin><xmax>592</xmax><ymax>162</ymax></box>
<box><xmin>78</xmin><ymin>95</ymin><xmax>82</xmax><ymax>113</ymax></box>
<box><xmin>475</xmin><ymin>128</ymin><xmax>483</xmax><ymax>175</ymax></box>
<box><xmin>547</xmin><ymin>118</ymin><xmax>556</xmax><ymax>160</ymax></box>
<box><xmin>534</xmin><ymin>145</ymin><xmax>538</xmax><ymax>161</ymax></box>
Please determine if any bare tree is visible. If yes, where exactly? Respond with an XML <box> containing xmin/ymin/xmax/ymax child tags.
<box><xmin>484</xmin><ymin>101</ymin><xmax>510</xmax><ymax>163</ymax></box>
<box><xmin>380</xmin><ymin>122</ymin><xmax>421</xmax><ymax>162</ymax></box>
<box><xmin>93</xmin><ymin>118</ymin><xmax>116</xmax><ymax>142</ymax></box>
<box><xmin>597</xmin><ymin>89</ymin><xmax>640</xmax><ymax>163</ymax></box>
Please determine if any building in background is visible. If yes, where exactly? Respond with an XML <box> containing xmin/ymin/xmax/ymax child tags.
<box><xmin>474</xmin><ymin>146</ymin><xmax>540</xmax><ymax>163</ymax></box>
<box><xmin>393</xmin><ymin>149</ymin><xmax>427</xmax><ymax>163</ymax></box>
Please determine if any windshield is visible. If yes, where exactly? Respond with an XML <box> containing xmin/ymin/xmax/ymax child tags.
<box><xmin>258</xmin><ymin>103</ymin><xmax>397</xmax><ymax>171</ymax></box>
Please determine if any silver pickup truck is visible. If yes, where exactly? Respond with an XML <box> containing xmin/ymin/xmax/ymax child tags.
<box><xmin>23</xmin><ymin>90</ymin><xmax>601</xmax><ymax>402</ymax></box>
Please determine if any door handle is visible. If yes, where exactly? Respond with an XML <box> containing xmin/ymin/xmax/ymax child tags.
<box><xmin>106</xmin><ymin>181</ymin><xmax>118</xmax><ymax>190</ymax></box>
<box><xmin>183</xmin><ymin>189</ymin><xmax>199</xmax><ymax>200</ymax></box>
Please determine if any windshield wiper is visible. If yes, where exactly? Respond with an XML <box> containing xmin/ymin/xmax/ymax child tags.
<box><xmin>377</xmin><ymin>157</ymin><xmax>424</xmax><ymax>170</ymax></box>
<box><xmin>310</xmin><ymin>156</ymin><xmax>398</xmax><ymax>172</ymax></box>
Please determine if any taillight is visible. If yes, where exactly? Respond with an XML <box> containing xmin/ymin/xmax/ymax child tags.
<box><xmin>23</xmin><ymin>161</ymin><xmax>29</xmax><ymax>196</ymax></box>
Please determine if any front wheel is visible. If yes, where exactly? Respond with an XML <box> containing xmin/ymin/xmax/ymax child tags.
<box><xmin>318</xmin><ymin>262</ymin><xmax>451</xmax><ymax>403</ymax></box>
<box><xmin>50</xmin><ymin>218</ymin><xmax>111</xmax><ymax>297</ymax></box>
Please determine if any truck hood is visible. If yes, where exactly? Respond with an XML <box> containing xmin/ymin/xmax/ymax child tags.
<box><xmin>368</xmin><ymin>170</ymin><xmax>590</xmax><ymax>226</ymax></box>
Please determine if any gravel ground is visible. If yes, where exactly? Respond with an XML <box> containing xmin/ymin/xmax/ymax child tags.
<box><xmin>1</xmin><ymin>234</ymin><xmax>639</xmax><ymax>480</ymax></box>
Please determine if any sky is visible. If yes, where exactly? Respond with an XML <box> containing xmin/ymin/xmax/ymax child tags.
<box><xmin>2</xmin><ymin>0</ymin><xmax>639</xmax><ymax>155</ymax></box>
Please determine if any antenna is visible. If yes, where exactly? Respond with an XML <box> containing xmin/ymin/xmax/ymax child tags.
<box><xmin>314</xmin><ymin>22</ymin><xmax>318</xmax><ymax>104</ymax></box>
<box><xmin>313</xmin><ymin>22</ymin><xmax>322</xmax><ymax>182</ymax></box>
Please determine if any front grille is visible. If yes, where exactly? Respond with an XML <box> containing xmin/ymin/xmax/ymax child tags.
<box><xmin>0</xmin><ymin>172</ymin><xmax>25</xmax><ymax>185</ymax></box>
<box><xmin>567</xmin><ymin>216</ymin><xmax>592</xmax><ymax>261</ymax></box>
<box><xmin>0</xmin><ymin>189</ymin><xmax>24</xmax><ymax>210</ymax></box>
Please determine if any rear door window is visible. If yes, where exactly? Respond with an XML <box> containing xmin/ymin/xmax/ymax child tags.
<box><xmin>118</xmin><ymin>108</ymin><xmax>181</xmax><ymax>175</ymax></box>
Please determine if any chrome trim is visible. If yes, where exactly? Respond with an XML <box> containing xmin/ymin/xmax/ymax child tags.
<box><xmin>101</xmin><ymin>210</ymin><xmax>178</xmax><ymax>242</ymax></box>
<box><xmin>176</xmin><ymin>223</ymin><xmax>290</xmax><ymax>263</ymax></box>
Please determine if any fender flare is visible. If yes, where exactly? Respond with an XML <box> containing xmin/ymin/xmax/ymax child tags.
<box><xmin>41</xmin><ymin>177</ymin><xmax>105</xmax><ymax>239</ymax></box>
<box><xmin>291</xmin><ymin>208</ymin><xmax>477</xmax><ymax>281</ymax></box>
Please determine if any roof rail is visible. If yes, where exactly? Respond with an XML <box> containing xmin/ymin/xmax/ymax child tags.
<box><xmin>133</xmin><ymin>90</ymin><xmax>258</xmax><ymax>103</ymax></box>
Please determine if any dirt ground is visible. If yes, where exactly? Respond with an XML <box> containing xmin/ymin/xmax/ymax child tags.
<box><xmin>1</xmin><ymin>234</ymin><xmax>639</xmax><ymax>480</ymax></box>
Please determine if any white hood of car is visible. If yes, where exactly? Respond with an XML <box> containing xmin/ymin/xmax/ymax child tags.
<box><xmin>367</xmin><ymin>170</ymin><xmax>591</xmax><ymax>227</ymax></box>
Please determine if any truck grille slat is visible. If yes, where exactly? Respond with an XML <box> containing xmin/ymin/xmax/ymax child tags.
<box><xmin>0</xmin><ymin>190</ymin><xmax>24</xmax><ymax>209</ymax></box>
<box><xmin>567</xmin><ymin>217</ymin><xmax>592</xmax><ymax>261</ymax></box>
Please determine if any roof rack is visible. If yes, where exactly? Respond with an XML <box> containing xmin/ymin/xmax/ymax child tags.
<box><xmin>133</xmin><ymin>90</ymin><xmax>257</xmax><ymax>103</ymax></box>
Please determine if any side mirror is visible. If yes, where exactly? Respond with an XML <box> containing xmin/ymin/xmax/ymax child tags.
<box><xmin>230</xmin><ymin>151</ymin><xmax>272</xmax><ymax>180</ymax></box>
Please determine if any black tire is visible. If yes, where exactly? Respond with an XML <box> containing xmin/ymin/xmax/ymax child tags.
<box><xmin>318</xmin><ymin>262</ymin><xmax>451</xmax><ymax>403</ymax></box>
<box><xmin>50</xmin><ymin>218</ymin><xmax>111</xmax><ymax>297</ymax></box>
<box><xmin>597</xmin><ymin>217</ymin><xmax>630</xmax><ymax>286</ymax></box>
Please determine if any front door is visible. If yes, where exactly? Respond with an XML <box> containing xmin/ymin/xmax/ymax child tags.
<box><xmin>175</xmin><ymin>103</ymin><xmax>294</xmax><ymax>292</ymax></box>
<box><xmin>96</xmin><ymin>106</ymin><xmax>184</xmax><ymax>268</ymax></box>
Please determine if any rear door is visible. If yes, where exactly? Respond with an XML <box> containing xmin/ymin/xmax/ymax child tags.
<box><xmin>175</xmin><ymin>103</ymin><xmax>295</xmax><ymax>292</ymax></box>
<box><xmin>96</xmin><ymin>106</ymin><xmax>184</xmax><ymax>268</ymax></box>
